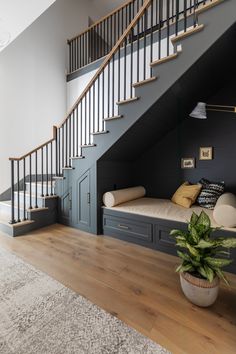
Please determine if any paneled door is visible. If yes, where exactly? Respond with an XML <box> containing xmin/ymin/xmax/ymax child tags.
<box><xmin>76</xmin><ymin>169</ymin><xmax>91</xmax><ymax>231</ymax></box>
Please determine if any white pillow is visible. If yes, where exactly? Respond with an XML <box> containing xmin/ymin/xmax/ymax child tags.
<box><xmin>103</xmin><ymin>186</ymin><xmax>146</xmax><ymax>208</ymax></box>
<box><xmin>213</xmin><ymin>193</ymin><xmax>236</xmax><ymax>228</ymax></box>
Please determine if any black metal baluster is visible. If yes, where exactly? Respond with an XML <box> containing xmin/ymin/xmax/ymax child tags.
<box><xmin>137</xmin><ymin>3</ymin><xmax>140</xmax><ymax>83</ymax></box>
<box><xmin>175</xmin><ymin>0</ymin><xmax>179</xmax><ymax>35</ymax></box>
<box><xmin>10</xmin><ymin>160</ymin><xmax>16</xmax><ymax>224</ymax></box>
<box><xmin>69</xmin><ymin>116</ymin><xmax>71</xmax><ymax>164</ymax></box>
<box><xmin>106</xmin><ymin>18</ymin><xmax>111</xmax><ymax>53</ymax></box>
<box><xmin>29</xmin><ymin>154</ymin><xmax>32</xmax><ymax>209</ymax></box>
<box><xmin>80</xmin><ymin>103</ymin><xmax>83</xmax><ymax>147</ymax></box>
<box><xmin>102</xmin><ymin>71</ymin><xmax>105</xmax><ymax>131</ymax></box>
<box><xmin>35</xmin><ymin>150</ymin><xmax>38</xmax><ymax>208</ymax></box>
<box><xmin>172</xmin><ymin>0</ymin><xmax>174</xmax><ymax>22</ymax></box>
<box><xmin>150</xmin><ymin>0</ymin><xmax>154</xmax><ymax>69</ymax></box>
<box><xmin>97</xmin><ymin>78</ymin><xmax>100</xmax><ymax>131</ymax></box>
<box><xmin>194</xmin><ymin>0</ymin><xmax>198</xmax><ymax>27</ymax></box>
<box><xmin>88</xmin><ymin>90</ymin><xmax>91</xmax><ymax>144</ymax></box>
<box><xmin>118</xmin><ymin>46</ymin><xmax>121</xmax><ymax>103</ymax></box>
<box><xmin>143</xmin><ymin>10</ymin><xmax>147</xmax><ymax>80</ymax></box>
<box><xmin>79</xmin><ymin>36</ymin><xmax>82</xmax><ymax>69</ymax></box>
<box><xmin>58</xmin><ymin>128</ymin><xmax>61</xmax><ymax>176</ymax></box>
<box><xmin>108</xmin><ymin>60</ymin><xmax>110</xmax><ymax>116</ymax></box>
<box><xmin>41</xmin><ymin>148</ymin><xmax>44</xmax><ymax>197</ymax></box>
<box><xmin>124</xmin><ymin>36</ymin><xmax>127</xmax><ymax>100</ymax></box>
<box><xmin>76</xmin><ymin>38</ymin><xmax>78</xmax><ymax>70</ymax></box>
<box><xmin>130</xmin><ymin>29</ymin><xmax>133</xmax><ymax>96</ymax></box>
<box><xmin>158</xmin><ymin>0</ymin><xmax>162</xmax><ymax>60</ymax></box>
<box><xmin>184</xmin><ymin>0</ymin><xmax>187</xmax><ymax>32</ymax></box>
<box><xmin>112</xmin><ymin>53</ymin><xmax>115</xmax><ymax>117</ymax></box>
<box><xmin>65</xmin><ymin>120</ymin><xmax>68</xmax><ymax>167</ymax></box>
<box><xmin>17</xmin><ymin>160</ymin><xmax>20</xmax><ymax>222</ymax></box>
<box><xmin>103</xmin><ymin>19</ymin><xmax>106</xmax><ymax>56</ymax></box>
<box><xmin>85</xmin><ymin>96</ymin><xmax>87</xmax><ymax>142</ymax></box>
<box><xmin>50</xmin><ymin>142</ymin><xmax>53</xmax><ymax>195</ymax></box>
<box><xmin>76</xmin><ymin>108</ymin><xmax>79</xmax><ymax>157</ymax></box>
<box><xmin>69</xmin><ymin>42</ymin><xmax>72</xmax><ymax>73</ymax></box>
<box><xmin>72</xmin><ymin>111</ymin><xmax>75</xmax><ymax>158</ymax></box>
<box><xmin>46</xmin><ymin>145</ymin><xmax>49</xmax><ymax>196</ymax></box>
<box><xmin>95</xmin><ymin>26</ymin><xmax>97</xmax><ymax>60</ymax></box>
<box><xmin>93</xmin><ymin>84</ymin><xmax>95</xmax><ymax>132</ymax></box>
<box><xmin>85</xmin><ymin>31</ymin><xmax>88</xmax><ymax>66</ymax></box>
<box><xmin>167</xmin><ymin>0</ymin><xmax>170</xmax><ymax>56</ymax></box>
<box><xmin>23</xmin><ymin>158</ymin><xmax>26</xmax><ymax>220</ymax></box>
<box><xmin>62</xmin><ymin>125</ymin><xmax>64</xmax><ymax>169</ymax></box>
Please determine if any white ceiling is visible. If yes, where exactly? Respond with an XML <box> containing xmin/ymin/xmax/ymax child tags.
<box><xmin>0</xmin><ymin>0</ymin><xmax>56</xmax><ymax>51</ymax></box>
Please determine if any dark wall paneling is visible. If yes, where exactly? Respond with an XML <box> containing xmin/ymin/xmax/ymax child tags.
<box><xmin>97</xmin><ymin>161</ymin><xmax>134</xmax><ymax>232</ymax></box>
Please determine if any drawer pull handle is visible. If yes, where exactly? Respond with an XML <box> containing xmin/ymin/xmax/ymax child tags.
<box><xmin>118</xmin><ymin>224</ymin><xmax>129</xmax><ymax>230</ymax></box>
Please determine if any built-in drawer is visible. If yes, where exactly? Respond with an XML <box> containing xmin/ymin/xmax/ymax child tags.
<box><xmin>103</xmin><ymin>214</ymin><xmax>153</xmax><ymax>242</ymax></box>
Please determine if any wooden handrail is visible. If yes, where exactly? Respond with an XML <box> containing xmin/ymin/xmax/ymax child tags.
<box><xmin>58</xmin><ymin>0</ymin><xmax>152</xmax><ymax>128</ymax></box>
<box><xmin>8</xmin><ymin>1</ymin><xmax>149</xmax><ymax>160</ymax></box>
<box><xmin>67</xmin><ymin>0</ymin><xmax>134</xmax><ymax>43</ymax></box>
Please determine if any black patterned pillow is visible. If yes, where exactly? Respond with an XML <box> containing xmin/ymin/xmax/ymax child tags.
<box><xmin>197</xmin><ymin>178</ymin><xmax>225</xmax><ymax>209</ymax></box>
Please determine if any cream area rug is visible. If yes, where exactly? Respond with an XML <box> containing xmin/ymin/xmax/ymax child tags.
<box><xmin>0</xmin><ymin>248</ymin><xmax>171</xmax><ymax>354</ymax></box>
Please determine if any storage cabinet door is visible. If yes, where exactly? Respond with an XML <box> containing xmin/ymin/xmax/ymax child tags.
<box><xmin>60</xmin><ymin>188</ymin><xmax>72</xmax><ymax>225</ymax></box>
<box><xmin>76</xmin><ymin>170</ymin><xmax>91</xmax><ymax>229</ymax></box>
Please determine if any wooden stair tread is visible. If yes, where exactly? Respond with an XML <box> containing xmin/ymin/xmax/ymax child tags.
<box><xmin>69</xmin><ymin>156</ymin><xmax>85</xmax><ymax>160</ymax></box>
<box><xmin>196</xmin><ymin>0</ymin><xmax>224</xmax><ymax>15</ymax></box>
<box><xmin>13</xmin><ymin>192</ymin><xmax>58</xmax><ymax>199</ymax></box>
<box><xmin>91</xmin><ymin>131</ymin><xmax>109</xmax><ymax>135</ymax></box>
<box><xmin>171</xmin><ymin>24</ymin><xmax>205</xmax><ymax>44</ymax></box>
<box><xmin>25</xmin><ymin>181</ymin><xmax>55</xmax><ymax>186</ymax></box>
<box><xmin>103</xmin><ymin>115</ymin><xmax>123</xmax><ymax>121</ymax></box>
<box><xmin>80</xmin><ymin>144</ymin><xmax>97</xmax><ymax>148</ymax></box>
<box><xmin>132</xmin><ymin>77</ymin><xmax>157</xmax><ymax>88</ymax></box>
<box><xmin>117</xmin><ymin>97</ymin><xmax>139</xmax><ymax>105</ymax></box>
<box><xmin>53</xmin><ymin>176</ymin><xmax>65</xmax><ymax>180</ymax></box>
<box><xmin>150</xmin><ymin>53</ymin><xmax>179</xmax><ymax>67</ymax></box>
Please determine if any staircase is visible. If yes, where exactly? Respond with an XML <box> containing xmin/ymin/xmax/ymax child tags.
<box><xmin>0</xmin><ymin>0</ymin><xmax>235</xmax><ymax>236</ymax></box>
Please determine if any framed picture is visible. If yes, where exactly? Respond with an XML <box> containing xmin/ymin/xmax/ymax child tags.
<box><xmin>199</xmin><ymin>147</ymin><xmax>213</xmax><ymax>160</ymax></box>
<box><xmin>181</xmin><ymin>158</ymin><xmax>195</xmax><ymax>169</ymax></box>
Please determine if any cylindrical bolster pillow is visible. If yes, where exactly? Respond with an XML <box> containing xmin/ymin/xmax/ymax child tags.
<box><xmin>103</xmin><ymin>186</ymin><xmax>146</xmax><ymax>208</ymax></box>
<box><xmin>213</xmin><ymin>193</ymin><xmax>236</xmax><ymax>228</ymax></box>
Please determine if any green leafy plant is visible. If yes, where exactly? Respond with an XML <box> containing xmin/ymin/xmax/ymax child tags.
<box><xmin>170</xmin><ymin>211</ymin><xmax>236</xmax><ymax>285</ymax></box>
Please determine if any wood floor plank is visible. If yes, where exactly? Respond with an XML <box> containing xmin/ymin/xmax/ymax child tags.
<box><xmin>0</xmin><ymin>224</ymin><xmax>235</xmax><ymax>354</ymax></box>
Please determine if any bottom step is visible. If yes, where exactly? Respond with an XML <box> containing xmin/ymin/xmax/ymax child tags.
<box><xmin>0</xmin><ymin>218</ymin><xmax>35</xmax><ymax>237</ymax></box>
<box><xmin>0</xmin><ymin>198</ymin><xmax>58</xmax><ymax>237</ymax></box>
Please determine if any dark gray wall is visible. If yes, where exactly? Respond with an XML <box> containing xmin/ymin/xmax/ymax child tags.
<box><xmin>132</xmin><ymin>101</ymin><xmax>236</xmax><ymax>198</ymax></box>
<box><xmin>133</xmin><ymin>80</ymin><xmax>236</xmax><ymax>197</ymax></box>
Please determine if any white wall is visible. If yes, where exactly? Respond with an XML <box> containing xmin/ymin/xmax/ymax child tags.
<box><xmin>0</xmin><ymin>0</ymin><xmax>101</xmax><ymax>194</ymax></box>
<box><xmin>89</xmin><ymin>0</ymin><xmax>127</xmax><ymax>20</ymax></box>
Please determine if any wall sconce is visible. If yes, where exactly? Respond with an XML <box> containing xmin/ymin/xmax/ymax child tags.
<box><xmin>189</xmin><ymin>102</ymin><xmax>236</xmax><ymax>119</ymax></box>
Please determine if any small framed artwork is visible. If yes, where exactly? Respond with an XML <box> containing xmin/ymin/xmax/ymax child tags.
<box><xmin>199</xmin><ymin>147</ymin><xmax>213</xmax><ymax>160</ymax></box>
<box><xmin>181</xmin><ymin>158</ymin><xmax>195</xmax><ymax>169</ymax></box>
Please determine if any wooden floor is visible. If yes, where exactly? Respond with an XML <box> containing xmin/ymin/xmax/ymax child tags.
<box><xmin>0</xmin><ymin>224</ymin><xmax>235</xmax><ymax>354</ymax></box>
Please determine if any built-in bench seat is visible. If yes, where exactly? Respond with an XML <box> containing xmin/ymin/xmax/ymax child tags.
<box><xmin>102</xmin><ymin>197</ymin><xmax>236</xmax><ymax>274</ymax></box>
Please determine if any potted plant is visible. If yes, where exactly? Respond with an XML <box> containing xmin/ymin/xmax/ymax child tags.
<box><xmin>170</xmin><ymin>211</ymin><xmax>236</xmax><ymax>307</ymax></box>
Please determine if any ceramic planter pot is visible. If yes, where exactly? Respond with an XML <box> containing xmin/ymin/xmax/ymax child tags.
<box><xmin>180</xmin><ymin>272</ymin><xmax>219</xmax><ymax>307</ymax></box>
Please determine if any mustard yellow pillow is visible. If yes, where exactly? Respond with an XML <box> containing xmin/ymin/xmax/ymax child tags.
<box><xmin>171</xmin><ymin>182</ymin><xmax>202</xmax><ymax>208</ymax></box>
